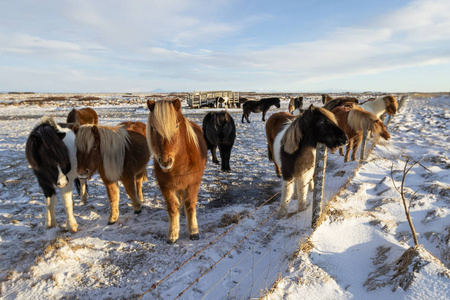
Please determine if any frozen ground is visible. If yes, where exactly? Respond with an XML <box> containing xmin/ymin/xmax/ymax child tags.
<box><xmin>0</xmin><ymin>95</ymin><xmax>448</xmax><ymax>299</ymax></box>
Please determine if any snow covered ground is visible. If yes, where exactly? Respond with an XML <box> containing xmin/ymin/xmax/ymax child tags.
<box><xmin>0</xmin><ymin>95</ymin><xmax>448</xmax><ymax>299</ymax></box>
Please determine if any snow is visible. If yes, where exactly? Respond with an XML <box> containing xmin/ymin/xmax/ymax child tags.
<box><xmin>0</xmin><ymin>94</ymin><xmax>449</xmax><ymax>300</ymax></box>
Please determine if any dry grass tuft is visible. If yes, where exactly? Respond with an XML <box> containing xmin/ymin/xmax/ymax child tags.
<box><xmin>219</xmin><ymin>210</ymin><xmax>248</xmax><ymax>228</ymax></box>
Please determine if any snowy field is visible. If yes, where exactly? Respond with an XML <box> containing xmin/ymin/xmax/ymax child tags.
<box><xmin>0</xmin><ymin>95</ymin><xmax>449</xmax><ymax>299</ymax></box>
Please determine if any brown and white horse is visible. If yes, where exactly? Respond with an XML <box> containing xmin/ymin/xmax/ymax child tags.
<box><xmin>73</xmin><ymin>122</ymin><xmax>150</xmax><ymax>225</ymax></box>
<box><xmin>332</xmin><ymin>105</ymin><xmax>390</xmax><ymax>162</ymax></box>
<box><xmin>67</xmin><ymin>107</ymin><xmax>98</xmax><ymax>125</ymax></box>
<box><xmin>146</xmin><ymin>99</ymin><xmax>207</xmax><ymax>244</ymax></box>
<box><xmin>266</xmin><ymin>106</ymin><xmax>348</xmax><ymax>218</ymax></box>
<box><xmin>360</xmin><ymin>95</ymin><xmax>398</xmax><ymax>119</ymax></box>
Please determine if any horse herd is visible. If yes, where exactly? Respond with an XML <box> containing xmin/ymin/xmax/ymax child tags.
<box><xmin>25</xmin><ymin>95</ymin><xmax>398</xmax><ymax>243</ymax></box>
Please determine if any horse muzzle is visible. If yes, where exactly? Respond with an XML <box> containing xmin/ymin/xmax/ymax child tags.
<box><xmin>77</xmin><ymin>168</ymin><xmax>90</xmax><ymax>180</ymax></box>
<box><xmin>158</xmin><ymin>157</ymin><xmax>174</xmax><ymax>170</ymax></box>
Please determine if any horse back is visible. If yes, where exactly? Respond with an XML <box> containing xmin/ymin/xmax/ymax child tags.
<box><xmin>120</xmin><ymin>121</ymin><xmax>146</xmax><ymax>137</ymax></box>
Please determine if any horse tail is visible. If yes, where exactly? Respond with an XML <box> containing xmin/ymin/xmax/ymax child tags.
<box><xmin>372</xmin><ymin>119</ymin><xmax>391</xmax><ymax>140</ymax></box>
<box><xmin>267</xmin><ymin>144</ymin><xmax>274</xmax><ymax>162</ymax></box>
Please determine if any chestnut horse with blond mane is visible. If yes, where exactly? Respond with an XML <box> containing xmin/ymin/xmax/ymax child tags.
<box><xmin>146</xmin><ymin>99</ymin><xmax>207</xmax><ymax>244</ymax></box>
<box><xmin>332</xmin><ymin>105</ymin><xmax>390</xmax><ymax>162</ymax></box>
<box><xmin>73</xmin><ymin>122</ymin><xmax>150</xmax><ymax>225</ymax></box>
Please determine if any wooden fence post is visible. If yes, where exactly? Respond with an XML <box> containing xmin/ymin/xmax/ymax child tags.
<box><xmin>312</xmin><ymin>143</ymin><xmax>327</xmax><ymax>228</ymax></box>
<box><xmin>359</xmin><ymin>129</ymin><xmax>368</xmax><ymax>161</ymax></box>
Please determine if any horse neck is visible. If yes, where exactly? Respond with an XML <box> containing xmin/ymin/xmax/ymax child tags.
<box><xmin>364</xmin><ymin>98</ymin><xmax>386</xmax><ymax>118</ymax></box>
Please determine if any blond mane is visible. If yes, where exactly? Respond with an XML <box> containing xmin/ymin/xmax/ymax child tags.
<box><xmin>146</xmin><ymin>100</ymin><xmax>199</xmax><ymax>153</ymax></box>
<box><xmin>75</xmin><ymin>124</ymin><xmax>129</xmax><ymax>182</ymax></box>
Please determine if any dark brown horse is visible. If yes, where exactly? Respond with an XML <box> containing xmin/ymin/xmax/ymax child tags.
<box><xmin>146</xmin><ymin>99</ymin><xmax>207</xmax><ymax>244</ymax></box>
<box><xmin>323</xmin><ymin>97</ymin><xmax>359</xmax><ymax>111</ymax></box>
<box><xmin>332</xmin><ymin>105</ymin><xmax>390</xmax><ymax>162</ymax></box>
<box><xmin>73</xmin><ymin>122</ymin><xmax>150</xmax><ymax>225</ymax></box>
<box><xmin>67</xmin><ymin>107</ymin><xmax>98</xmax><ymax>125</ymax></box>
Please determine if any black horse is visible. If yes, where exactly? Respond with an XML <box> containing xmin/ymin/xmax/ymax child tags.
<box><xmin>25</xmin><ymin>117</ymin><xmax>87</xmax><ymax>233</ymax></box>
<box><xmin>202</xmin><ymin>111</ymin><xmax>236</xmax><ymax>172</ymax></box>
<box><xmin>241</xmin><ymin>97</ymin><xmax>281</xmax><ymax>123</ymax></box>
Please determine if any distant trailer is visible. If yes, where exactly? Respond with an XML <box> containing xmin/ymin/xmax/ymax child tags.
<box><xmin>187</xmin><ymin>91</ymin><xmax>239</xmax><ymax>108</ymax></box>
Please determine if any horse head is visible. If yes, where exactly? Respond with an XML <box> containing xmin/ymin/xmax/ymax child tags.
<box><xmin>73</xmin><ymin>125</ymin><xmax>101</xmax><ymax>179</ymax></box>
<box><xmin>384</xmin><ymin>95</ymin><xmax>398</xmax><ymax>115</ymax></box>
<box><xmin>214</xmin><ymin>112</ymin><xmax>231</xmax><ymax>143</ymax></box>
<box><xmin>147</xmin><ymin>99</ymin><xmax>184</xmax><ymax>171</ymax></box>
<box><xmin>305</xmin><ymin>105</ymin><xmax>348</xmax><ymax>151</ymax></box>
<box><xmin>26</xmin><ymin>119</ymin><xmax>72</xmax><ymax>188</ymax></box>
<box><xmin>275</xmin><ymin>98</ymin><xmax>281</xmax><ymax>108</ymax></box>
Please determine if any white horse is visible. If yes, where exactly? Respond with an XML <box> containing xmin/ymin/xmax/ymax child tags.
<box><xmin>360</xmin><ymin>95</ymin><xmax>398</xmax><ymax>119</ymax></box>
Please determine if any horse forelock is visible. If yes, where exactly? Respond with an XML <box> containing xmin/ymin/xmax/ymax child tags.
<box><xmin>316</xmin><ymin>106</ymin><xmax>338</xmax><ymax>125</ymax></box>
<box><xmin>147</xmin><ymin>100</ymin><xmax>178</xmax><ymax>141</ymax></box>
<box><xmin>147</xmin><ymin>100</ymin><xmax>199</xmax><ymax>150</ymax></box>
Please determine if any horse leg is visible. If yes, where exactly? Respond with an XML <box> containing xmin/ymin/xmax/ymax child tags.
<box><xmin>122</xmin><ymin>176</ymin><xmax>142</xmax><ymax>214</ymax></box>
<box><xmin>44</xmin><ymin>194</ymin><xmax>57</xmax><ymax>229</ymax></box>
<box><xmin>211</xmin><ymin>146</ymin><xmax>219</xmax><ymax>165</ymax></box>
<box><xmin>277</xmin><ymin>179</ymin><xmax>295</xmax><ymax>219</ymax></box>
<box><xmin>297</xmin><ymin>167</ymin><xmax>314</xmax><ymax>212</ymax></box>
<box><xmin>104</xmin><ymin>181</ymin><xmax>121</xmax><ymax>225</ymax></box>
<box><xmin>339</xmin><ymin>146</ymin><xmax>344</xmax><ymax>156</ymax></box>
<box><xmin>352</xmin><ymin>134</ymin><xmax>363</xmax><ymax>161</ymax></box>
<box><xmin>161</xmin><ymin>189</ymin><xmax>180</xmax><ymax>244</ymax></box>
<box><xmin>219</xmin><ymin>145</ymin><xmax>231</xmax><ymax>172</ymax></box>
<box><xmin>80</xmin><ymin>178</ymin><xmax>88</xmax><ymax>204</ymax></box>
<box><xmin>262</xmin><ymin>110</ymin><xmax>267</xmax><ymax>122</ymax></box>
<box><xmin>344</xmin><ymin>139</ymin><xmax>353</xmax><ymax>162</ymax></box>
<box><xmin>60</xmin><ymin>183</ymin><xmax>78</xmax><ymax>233</ymax></box>
<box><xmin>136</xmin><ymin>172</ymin><xmax>147</xmax><ymax>204</ymax></box>
<box><xmin>245</xmin><ymin>112</ymin><xmax>251</xmax><ymax>123</ymax></box>
<box><xmin>184</xmin><ymin>185</ymin><xmax>200</xmax><ymax>240</ymax></box>
<box><xmin>241</xmin><ymin>113</ymin><xmax>245</xmax><ymax>123</ymax></box>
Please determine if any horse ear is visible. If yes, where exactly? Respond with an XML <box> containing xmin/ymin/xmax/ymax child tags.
<box><xmin>73</xmin><ymin>125</ymin><xmax>79</xmax><ymax>134</ymax></box>
<box><xmin>172</xmin><ymin>99</ymin><xmax>181</xmax><ymax>111</ymax></box>
<box><xmin>147</xmin><ymin>99</ymin><xmax>155</xmax><ymax>111</ymax></box>
<box><xmin>91</xmin><ymin>125</ymin><xmax>99</xmax><ymax>137</ymax></box>
<box><xmin>308</xmin><ymin>104</ymin><xmax>314</xmax><ymax>112</ymax></box>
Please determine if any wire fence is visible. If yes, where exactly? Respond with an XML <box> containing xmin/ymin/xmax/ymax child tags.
<box><xmin>138</xmin><ymin>95</ymin><xmax>409</xmax><ymax>299</ymax></box>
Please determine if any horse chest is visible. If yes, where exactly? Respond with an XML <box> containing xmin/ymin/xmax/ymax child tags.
<box><xmin>280</xmin><ymin>146</ymin><xmax>315</xmax><ymax>180</ymax></box>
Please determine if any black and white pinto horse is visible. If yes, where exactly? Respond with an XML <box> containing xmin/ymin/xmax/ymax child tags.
<box><xmin>215</xmin><ymin>96</ymin><xmax>230</xmax><ymax>108</ymax></box>
<box><xmin>25</xmin><ymin>117</ymin><xmax>87</xmax><ymax>232</ymax></box>
<box><xmin>241</xmin><ymin>97</ymin><xmax>281</xmax><ymax>123</ymax></box>
<box><xmin>272</xmin><ymin>105</ymin><xmax>347</xmax><ymax>218</ymax></box>
<box><xmin>202</xmin><ymin>111</ymin><xmax>236</xmax><ymax>172</ymax></box>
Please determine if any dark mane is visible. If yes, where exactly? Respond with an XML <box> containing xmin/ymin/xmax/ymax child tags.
<box><xmin>26</xmin><ymin>121</ymin><xmax>70</xmax><ymax>170</ymax></box>
<box><xmin>323</xmin><ymin>97</ymin><xmax>359</xmax><ymax>111</ymax></box>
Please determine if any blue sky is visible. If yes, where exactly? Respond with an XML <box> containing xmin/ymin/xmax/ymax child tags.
<box><xmin>1</xmin><ymin>0</ymin><xmax>449</xmax><ymax>93</ymax></box>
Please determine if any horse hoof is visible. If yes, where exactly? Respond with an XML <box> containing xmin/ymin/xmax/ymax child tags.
<box><xmin>134</xmin><ymin>209</ymin><xmax>142</xmax><ymax>215</ymax></box>
<box><xmin>190</xmin><ymin>234</ymin><xmax>200</xmax><ymax>240</ymax></box>
<box><xmin>107</xmin><ymin>221</ymin><xmax>116</xmax><ymax>225</ymax></box>
<box><xmin>166</xmin><ymin>238</ymin><xmax>178</xmax><ymax>244</ymax></box>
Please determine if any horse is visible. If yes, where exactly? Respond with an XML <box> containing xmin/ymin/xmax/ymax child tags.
<box><xmin>73</xmin><ymin>122</ymin><xmax>150</xmax><ymax>225</ymax></box>
<box><xmin>215</xmin><ymin>96</ymin><xmax>230</xmax><ymax>108</ymax></box>
<box><xmin>202</xmin><ymin>111</ymin><xmax>236</xmax><ymax>172</ymax></box>
<box><xmin>322</xmin><ymin>94</ymin><xmax>333</xmax><ymax>104</ymax></box>
<box><xmin>67</xmin><ymin>107</ymin><xmax>98</xmax><ymax>125</ymax></box>
<box><xmin>238</xmin><ymin>97</ymin><xmax>249</xmax><ymax>108</ymax></box>
<box><xmin>241</xmin><ymin>97</ymin><xmax>281</xmax><ymax>123</ymax></box>
<box><xmin>288</xmin><ymin>96</ymin><xmax>303</xmax><ymax>114</ymax></box>
<box><xmin>266</xmin><ymin>106</ymin><xmax>348</xmax><ymax>218</ymax></box>
<box><xmin>25</xmin><ymin>117</ymin><xmax>88</xmax><ymax>232</ymax></box>
<box><xmin>119</xmin><ymin>121</ymin><xmax>147</xmax><ymax>136</ymax></box>
<box><xmin>331</xmin><ymin>105</ymin><xmax>391</xmax><ymax>162</ymax></box>
<box><xmin>322</xmin><ymin>97</ymin><xmax>359</xmax><ymax>111</ymax></box>
<box><xmin>146</xmin><ymin>99</ymin><xmax>207</xmax><ymax>244</ymax></box>
<box><xmin>360</xmin><ymin>95</ymin><xmax>398</xmax><ymax>119</ymax></box>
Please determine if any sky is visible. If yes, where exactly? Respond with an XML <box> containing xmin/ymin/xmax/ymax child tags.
<box><xmin>1</xmin><ymin>0</ymin><xmax>449</xmax><ymax>93</ymax></box>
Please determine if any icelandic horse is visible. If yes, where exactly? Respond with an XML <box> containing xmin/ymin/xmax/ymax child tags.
<box><xmin>331</xmin><ymin>105</ymin><xmax>391</xmax><ymax>162</ymax></box>
<box><xmin>73</xmin><ymin>122</ymin><xmax>150</xmax><ymax>225</ymax></box>
<box><xmin>67</xmin><ymin>107</ymin><xmax>98</xmax><ymax>125</ymax></box>
<box><xmin>266</xmin><ymin>106</ymin><xmax>348</xmax><ymax>218</ymax></box>
<box><xmin>146</xmin><ymin>99</ymin><xmax>207</xmax><ymax>244</ymax></box>
<box><xmin>25</xmin><ymin>117</ymin><xmax>88</xmax><ymax>232</ymax></box>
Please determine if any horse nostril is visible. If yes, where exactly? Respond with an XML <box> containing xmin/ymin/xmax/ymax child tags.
<box><xmin>169</xmin><ymin>157</ymin><xmax>173</xmax><ymax>164</ymax></box>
